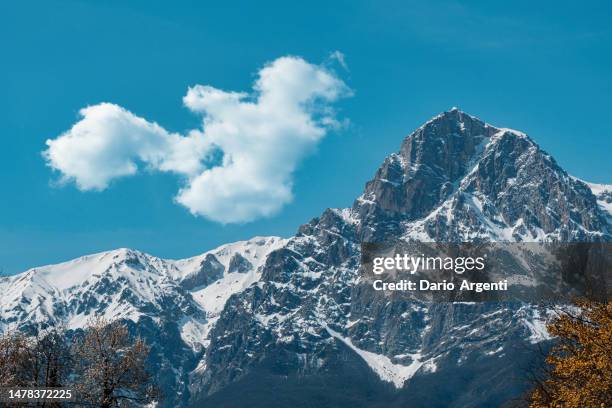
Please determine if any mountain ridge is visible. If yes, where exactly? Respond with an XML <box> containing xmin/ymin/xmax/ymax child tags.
<box><xmin>1</xmin><ymin>109</ymin><xmax>610</xmax><ymax>407</ymax></box>
<box><xmin>0</xmin><ymin>236</ymin><xmax>286</xmax><ymax>333</ymax></box>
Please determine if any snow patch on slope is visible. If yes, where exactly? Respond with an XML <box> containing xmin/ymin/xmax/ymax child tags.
<box><xmin>519</xmin><ymin>308</ymin><xmax>553</xmax><ymax>344</ymax></box>
<box><xmin>172</xmin><ymin>236</ymin><xmax>285</xmax><ymax>279</ymax></box>
<box><xmin>584</xmin><ymin>181</ymin><xmax>612</xmax><ymax>219</ymax></box>
<box><xmin>178</xmin><ymin>237</ymin><xmax>286</xmax><ymax>347</ymax></box>
<box><xmin>325</xmin><ymin>326</ymin><xmax>428</xmax><ymax>388</ymax></box>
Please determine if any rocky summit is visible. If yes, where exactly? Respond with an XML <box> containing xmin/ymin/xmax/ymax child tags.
<box><xmin>1</xmin><ymin>109</ymin><xmax>610</xmax><ymax>407</ymax></box>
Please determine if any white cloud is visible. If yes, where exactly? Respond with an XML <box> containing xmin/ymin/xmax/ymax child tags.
<box><xmin>329</xmin><ymin>50</ymin><xmax>348</xmax><ymax>70</ymax></box>
<box><xmin>44</xmin><ymin>55</ymin><xmax>350</xmax><ymax>223</ymax></box>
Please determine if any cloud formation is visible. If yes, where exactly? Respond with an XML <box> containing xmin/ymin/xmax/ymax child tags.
<box><xmin>44</xmin><ymin>56</ymin><xmax>350</xmax><ymax>223</ymax></box>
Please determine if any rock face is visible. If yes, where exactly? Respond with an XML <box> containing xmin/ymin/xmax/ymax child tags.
<box><xmin>189</xmin><ymin>109</ymin><xmax>610</xmax><ymax>407</ymax></box>
<box><xmin>1</xmin><ymin>109</ymin><xmax>610</xmax><ymax>407</ymax></box>
<box><xmin>227</xmin><ymin>253</ymin><xmax>253</xmax><ymax>273</ymax></box>
<box><xmin>356</xmin><ymin>109</ymin><xmax>608</xmax><ymax>242</ymax></box>
<box><xmin>180</xmin><ymin>254</ymin><xmax>225</xmax><ymax>290</ymax></box>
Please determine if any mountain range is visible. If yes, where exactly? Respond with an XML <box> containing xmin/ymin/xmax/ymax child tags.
<box><xmin>1</xmin><ymin>108</ymin><xmax>610</xmax><ymax>407</ymax></box>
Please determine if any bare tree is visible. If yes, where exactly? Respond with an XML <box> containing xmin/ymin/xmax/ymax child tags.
<box><xmin>0</xmin><ymin>328</ymin><xmax>72</xmax><ymax>407</ymax></box>
<box><xmin>72</xmin><ymin>317</ymin><xmax>159</xmax><ymax>407</ymax></box>
<box><xmin>35</xmin><ymin>328</ymin><xmax>73</xmax><ymax>388</ymax></box>
<box><xmin>0</xmin><ymin>330</ymin><xmax>32</xmax><ymax>387</ymax></box>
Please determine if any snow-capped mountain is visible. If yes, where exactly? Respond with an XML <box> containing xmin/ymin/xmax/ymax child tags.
<box><xmin>190</xmin><ymin>109</ymin><xmax>610</xmax><ymax>407</ymax></box>
<box><xmin>0</xmin><ymin>236</ymin><xmax>286</xmax><ymax>406</ymax></box>
<box><xmin>0</xmin><ymin>237</ymin><xmax>285</xmax><ymax>334</ymax></box>
<box><xmin>1</xmin><ymin>109</ymin><xmax>610</xmax><ymax>407</ymax></box>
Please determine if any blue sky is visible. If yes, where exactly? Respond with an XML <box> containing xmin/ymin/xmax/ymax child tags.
<box><xmin>1</xmin><ymin>0</ymin><xmax>611</xmax><ymax>274</ymax></box>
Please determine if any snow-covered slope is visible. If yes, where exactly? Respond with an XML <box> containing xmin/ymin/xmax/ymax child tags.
<box><xmin>176</xmin><ymin>237</ymin><xmax>286</xmax><ymax>348</ymax></box>
<box><xmin>584</xmin><ymin>181</ymin><xmax>612</xmax><ymax>221</ymax></box>
<box><xmin>0</xmin><ymin>237</ymin><xmax>285</xmax><ymax>336</ymax></box>
<box><xmin>0</xmin><ymin>236</ymin><xmax>286</xmax><ymax>407</ymax></box>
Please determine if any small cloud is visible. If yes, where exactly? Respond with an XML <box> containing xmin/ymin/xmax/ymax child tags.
<box><xmin>44</xmin><ymin>55</ymin><xmax>351</xmax><ymax>223</ymax></box>
<box><xmin>329</xmin><ymin>50</ymin><xmax>348</xmax><ymax>71</ymax></box>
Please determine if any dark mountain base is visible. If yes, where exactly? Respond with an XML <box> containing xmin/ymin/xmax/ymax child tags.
<box><xmin>191</xmin><ymin>340</ymin><xmax>544</xmax><ymax>408</ymax></box>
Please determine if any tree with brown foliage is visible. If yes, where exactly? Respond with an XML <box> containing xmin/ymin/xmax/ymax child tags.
<box><xmin>529</xmin><ymin>299</ymin><xmax>611</xmax><ymax>408</ymax></box>
<box><xmin>72</xmin><ymin>317</ymin><xmax>159</xmax><ymax>408</ymax></box>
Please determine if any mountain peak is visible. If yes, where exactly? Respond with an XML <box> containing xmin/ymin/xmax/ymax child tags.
<box><xmin>427</xmin><ymin>109</ymin><xmax>531</xmax><ymax>142</ymax></box>
<box><xmin>353</xmin><ymin>110</ymin><xmax>610</xmax><ymax>242</ymax></box>
<box><xmin>423</xmin><ymin>107</ymin><xmax>484</xmax><ymax>127</ymax></box>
